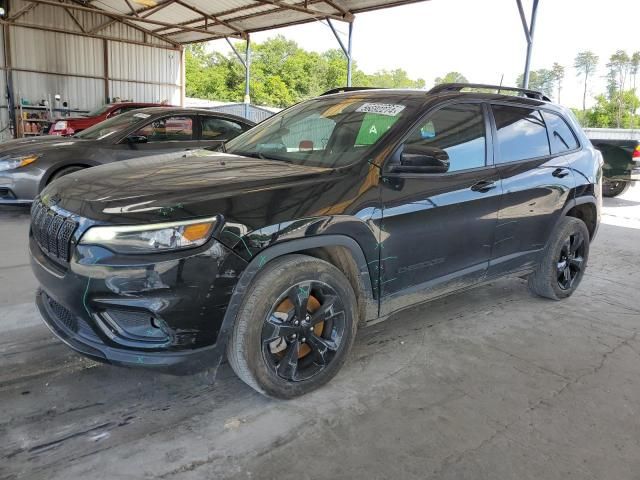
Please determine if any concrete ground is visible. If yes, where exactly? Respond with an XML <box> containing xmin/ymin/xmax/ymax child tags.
<box><xmin>1</xmin><ymin>185</ymin><xmax>639</xmax><ymax>480</ymax></box>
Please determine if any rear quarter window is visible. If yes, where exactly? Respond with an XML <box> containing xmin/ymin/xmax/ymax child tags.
<box><xmin>542</xmin><ymin>111</ymin><xmax>579</xmax><ymax>154</ymax></box>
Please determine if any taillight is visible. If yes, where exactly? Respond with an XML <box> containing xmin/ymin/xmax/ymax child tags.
<box><xmin>633</xmin><ymin>144</ymin><xmax>640</xmax><ymax>160</ymax></box>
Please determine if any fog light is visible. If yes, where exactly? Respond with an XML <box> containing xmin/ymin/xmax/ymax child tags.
<box><xmin>102</xmin><ymin>309</ymin><xmax>170</xmax><ymax>343</ymax></box>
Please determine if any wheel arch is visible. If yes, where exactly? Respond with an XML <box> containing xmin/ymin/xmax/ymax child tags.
<box><xmin>216</xmin><ymin>235</ymin><xmax>378</xmax><ymax>360</ymax></box>
<box><xmin>42</xmin><ymin>162</ymin><xmax>95</xmax><ymax>190</ymax></box>
<box><xmin>561</xmin><ymin>195</ymin><xmax>599</xmax><ymax>240</ymax></box>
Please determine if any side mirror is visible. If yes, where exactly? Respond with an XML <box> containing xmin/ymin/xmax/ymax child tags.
<box><xmin>391</xmin><ymin>145</ymin><xmax>450</xmax><ymax>174</ymax></box>
<box><xmin>127</xmin><ymin>135</ymin><xmax>148</xmax><ymax>144</ymax></box>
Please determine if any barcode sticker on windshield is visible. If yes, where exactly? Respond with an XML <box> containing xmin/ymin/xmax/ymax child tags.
<box><xmin>356</xmin><ymin>103</ymin><xmax>405</xmax><ymax>116</ymax></box>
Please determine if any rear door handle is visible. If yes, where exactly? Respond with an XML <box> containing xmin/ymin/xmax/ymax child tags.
<box><xmin>552</xmin><ymin>168</ymin><xmax>570</xmax><ymax>178</ymax></box>
<box><xmin>471</xmin><ymin>180</ymin><xmax>497</xmax><ymax>192</ymax></box>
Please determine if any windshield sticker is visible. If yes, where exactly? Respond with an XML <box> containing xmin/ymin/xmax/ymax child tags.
<box><xmin>133</xmin><ymin>113</ymin><xmax>151</xmax><ymax>119</ymax></box>
<box><xmin>356</xmin><ymin>103</ymin><xmax>406</xmax><ymax>117</ymax></box>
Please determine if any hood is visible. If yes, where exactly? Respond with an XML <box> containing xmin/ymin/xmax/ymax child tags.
<box><xmin>0</xmin><ymin>136</ymin><xmax>91</xmax><ymax>156</ymax></box>
<box><xmin>43</xmin><ymin>150</ymin><xmax>335</xmax><ymax>222</ymax></box>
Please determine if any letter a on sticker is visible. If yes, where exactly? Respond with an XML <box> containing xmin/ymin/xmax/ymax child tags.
<box><xmin>369</xmin><ymin>125</ymin><xmax>378</xmax><ymax>135</ymax></box>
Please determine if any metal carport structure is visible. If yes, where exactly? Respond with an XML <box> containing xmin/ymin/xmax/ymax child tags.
<box><xmin>1</xmin><ymin>0</ymin><xmax>541</xmax><ymax>136</ymax></box>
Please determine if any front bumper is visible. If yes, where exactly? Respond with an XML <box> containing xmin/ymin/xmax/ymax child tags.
<box><xmin>30</xmin><ymin>227</ymin><xmax>247</xmax><ymax>374</ymax></box>
<box><xmin>36</xmin><ymin>288</ymin><xmax>220</xmax><ymax>373</ymax></box>
<box><xmin>0</xmin><ymin>171</ymin><xmax>40</xmax><ymax>204</ymax></box>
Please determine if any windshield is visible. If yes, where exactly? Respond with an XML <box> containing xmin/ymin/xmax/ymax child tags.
<box><xmin>225</xmin><ymin>95</ymin><xmax>415</xmax><ymax>168</ymax></box>
<box><xmin>75</xmin><ymin>110</ymin><xmax>152</xmax><ymax>140</ymax></box>
<box><xmin>86</xmin><ymin>104</ymin><xmax>113</xmax><ymax>117</ymax></box>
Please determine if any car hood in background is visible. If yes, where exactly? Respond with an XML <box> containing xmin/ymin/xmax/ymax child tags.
<box><xmin>53</xmin><ymin>116</ymin><xmax>95</xmax><ymax>128</ymax></box>
<box><xmin>0</xmin><ymin>136</ymin><xmax>93</xmax><ymax>156</ymax></box>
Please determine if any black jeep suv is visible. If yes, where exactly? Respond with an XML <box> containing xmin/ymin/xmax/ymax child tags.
<box><xmin>30</xmin><ymin>84</ymin><xmax>602</xmax><ymax>398</ymax></box>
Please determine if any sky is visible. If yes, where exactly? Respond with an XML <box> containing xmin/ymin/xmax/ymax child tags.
<box><xmin>209</xmin><ymin>0</ymin><xmax>639</xmax><ymax>109</ymax></box>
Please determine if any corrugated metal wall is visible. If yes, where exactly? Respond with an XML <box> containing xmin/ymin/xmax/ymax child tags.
<box><xmin>0</xmin><ymin>26</ymin><xmax>8</xmax><ymax>141</ymax></box>
<box><xmin>1</xmin><ymin>0</ymin><xmax>184</xmax><ymax>141</ymax></box>
<box><xmin>206</xmin><ymin>103</ymin><xmax>278</xmax><ymax>123</ymax></box>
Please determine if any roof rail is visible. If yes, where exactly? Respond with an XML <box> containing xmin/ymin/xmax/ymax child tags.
<box><xmin>320</xmin><ymin>86</ymin><xmax>382</xmax><ymax>96</ymax></box>
<box><xmin>428</xmin><ymin>83</ymin><xmax>551</xmax><ymax>102</ymax></box>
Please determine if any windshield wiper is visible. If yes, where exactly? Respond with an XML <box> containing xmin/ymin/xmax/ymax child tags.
<box><xmin>231</xmin><ymin>151</ymin><xmax>295</xmax><ymax>164</ymax></box>
<box><xmin>233</xmin><ymin>151</ymin><xmax>268</xmax><ymax>160</ymax></box>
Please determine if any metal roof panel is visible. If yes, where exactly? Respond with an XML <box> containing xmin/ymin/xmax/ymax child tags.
<box><xmin>10</xmin><ymin>0</ymin><xmax>429</xmax><ymax>45</ymax></box>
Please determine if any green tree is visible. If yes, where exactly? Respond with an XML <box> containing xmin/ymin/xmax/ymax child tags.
<box><xmin>184</xmin><ymin>37</ymin><xmax>442</xmax><ymax>107</ymax></box>
<box><xmin>574</xmin><ymin>51</ymin><xmax>599</xmax><ymax>112</ymax></box>
<box><xmin>516</xmin><ymin>69</ymin><xmax>555</xmax><ymax>97</ymax></box>
<box><xmin>552</xmin><ymin>63</ymin><xmax>565</xmax><ymax>103</ymax></box>
<box><xmin>606</xmin><ymin>50</ymin><xmax>631</xmax><ymax>127</ymax></box>
<box><xmin>370</xmin><ymin>69</ymin><xmax>425</xmax><ymax>88</ymax></box>
<box><xmin>585</xmin><ymin>89</ymin><xmax>640</xmax><ymax>128</ymax></box>
<box><xmin>434</xmin><ymin>72</ymin><xmax>468</xmax><ymax>85</ymax></box>
<box><xmin>631</xmin><ymin>52</ymin><xmax>640</xmax><ymax>91</ymax></box>
<box><xmin>629</xmin><ymin>51</ymin><xmax>640</xmax><ymax>126</ymax></box>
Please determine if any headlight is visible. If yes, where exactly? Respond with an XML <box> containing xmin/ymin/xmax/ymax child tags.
<box><xmin>54</xmin><ymin>121</ymin><xmax>68</xmax><ymax>130</ymax></box>
<box><xmin>0</xmin><ymin>154</ymin><xmax>39</xmax><ymax>172</ymax></box>
<box><xmin>79</xmin><ymin>217</ymin><xmax>218</xmax><ymax>254</ymax></box>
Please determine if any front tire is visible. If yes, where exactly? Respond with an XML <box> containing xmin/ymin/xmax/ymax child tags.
<box><xmin>227</xmin><ymin>254</ymin><xmax>358</xmax><ymax>399</ymax></box>
<box><xmin>528</xmin><ymin>217</ymin><xmax>590</xmax><ymax>300</ymax></box>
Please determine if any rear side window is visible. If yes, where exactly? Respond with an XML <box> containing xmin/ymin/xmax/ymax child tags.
<box><xmin>202</xmin><ymin>117</ymin><xmax>247</xmax><ymax>140</ymax></box>
<box><xmin>134</xmin><ymin>116</ymin><xmax>194</xmax><ymax>141</ymax></box>
<box><xmin>403</xmin><ymin>103</ymin><xmax>486</xmax><ymax>172</ymax></box>
<box><xmin>542</xmin><ymin>111</ymin><xmax>579</xmax><ymax>154</ymax></box>
<box><xmin>492</xmin><ymin>105</ymin><xmax>550</xmax><ymax>163</ymax></box>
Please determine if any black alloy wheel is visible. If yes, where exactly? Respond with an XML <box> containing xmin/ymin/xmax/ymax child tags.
<box><xmin>226</xmin><ymin>254</ymin><xmax>357</xmax><ymax>398</ymax></box>
<box><xmin>262</xmin><ymin>281</ymin><xmax>346</xmax><ymax>382</ymax></box>
<box><xmin>602</xmin><ymin>179</ymin><xmax>629</xmax><ymax>197</ymax></box>
<box><xmin>556</xmin><ymin>232</ymin><xmax>586</xmax><ymax>290</ymax></box>
<box><xmin>528</xmin><ymin>216</ymin><xmax>590</xmax><ymax>300</ymax></box>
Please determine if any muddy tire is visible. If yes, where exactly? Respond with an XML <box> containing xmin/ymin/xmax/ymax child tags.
<box><xmin>528</xmin><ymin>217</ymin><xmax>590</xmax><ymax>300</ymax></box>
<box><xmin>227</xmin><ymin>254</ymin><xmax>358</xmax><ymax>399</ymax></box>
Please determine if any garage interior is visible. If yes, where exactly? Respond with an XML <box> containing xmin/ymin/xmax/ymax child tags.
<box><xmin>2</xmin><ymin>0</ymin><xmax>540</xmax><ymax>140</ymax></box>
<box><xmin>1</xmin><ymin>1</ymin><xmax>640</xmax><ymax>479</ymax></box>
<box><xmin>1</xmin><ymin>0</ymin><xmax>426</xmax><ymax>140</ymax></box>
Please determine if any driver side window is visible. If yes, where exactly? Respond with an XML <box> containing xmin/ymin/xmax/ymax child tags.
<box><xmin>402</xmin><ymin>103</ymin><xmax>487</xmax><ymax>173</ymax></box>
<box><xmin>133</xmin><ymin>116</ymin><xmax>194</xmax><ymax>142</ymax></box>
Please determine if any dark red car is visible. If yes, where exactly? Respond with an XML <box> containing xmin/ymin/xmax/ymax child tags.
<box><xmin>49</xmin><ymin>102</ymin><xmax>170</xmax><ymax>136</ymax></box>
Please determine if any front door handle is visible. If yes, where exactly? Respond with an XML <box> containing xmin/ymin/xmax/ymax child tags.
<box><xmin>552</xmin><ymin>168</ymin><xmax>570</xmax><ymax>178</ymax></box>
<box><xmin>471</xmin><ymin>180</ymin><xmax>497</xmax><ymax>193</ymax></box>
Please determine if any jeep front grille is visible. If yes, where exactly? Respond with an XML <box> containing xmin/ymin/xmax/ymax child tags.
<box><xmin>31</xmin><ymin>199</ymin><xmax>78</xmax><ymax>263</ymax></box>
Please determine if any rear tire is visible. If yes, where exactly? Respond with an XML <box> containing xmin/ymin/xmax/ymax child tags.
<box><xmin>227</xmin><ymin>254</ymin><xmax>358</xmax><ymax>399</ymax></box>
<box><xmin>602</xmin><ymin>179</ymin><xmax>629</xmax><ymax>197</ymax></box>
<box><xmin>528</xmin><ymin>217</ymin><xmax>590</xmax><ymax>300</ymax></box>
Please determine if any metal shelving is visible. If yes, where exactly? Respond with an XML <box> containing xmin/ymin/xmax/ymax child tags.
<box><xmin>17</xmin><ymin>104</ymin><xmax>52</xmax><ymax>138</ymax></box>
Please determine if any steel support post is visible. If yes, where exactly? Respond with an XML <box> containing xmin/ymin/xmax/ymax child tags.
<box><xmin>244</xmin><ymin>35</ymin><xmax>251</xmax><ymax>119</ymax></box>
<box><xmin>327</xmin><ymin>18</ymin><xmax>354</xmax><ymax>87</ymax></box>
<box><xmin>517</xmin><ymin>0</ymin><xmax>540</xmax><ymax>89</ymax></box>
<box><xmin>225</xmin><ymin>35</ymin><xmax>251</xmax><ymax>118</ymax></box>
